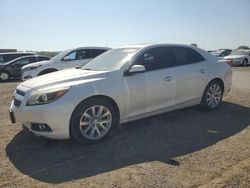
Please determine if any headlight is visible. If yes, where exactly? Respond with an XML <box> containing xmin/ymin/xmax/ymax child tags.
<box><xmin>26</xmin><ymin>86</ymin><xmax>70</xmax><ymax>106</ymax></box>
<box><xmin>23</xmin><ymin>65</ymin><xmax>42</xmax><ymax>71</ymax></box>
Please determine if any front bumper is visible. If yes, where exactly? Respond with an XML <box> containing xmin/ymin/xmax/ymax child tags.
<box><xmin>22</xmin><ymin>70</ymin><xmax>38</xmax><ymax>81</ymax></box>
<box><xmin>10</xmin><ymin>97</ymin><xmax>75</xmax><ymax>139</ymax></box>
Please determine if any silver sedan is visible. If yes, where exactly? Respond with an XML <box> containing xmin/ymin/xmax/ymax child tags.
<box><xmin>10</xmin><ymin>44</ymin><xmax>232</xmax><ymax>144</ymax></box>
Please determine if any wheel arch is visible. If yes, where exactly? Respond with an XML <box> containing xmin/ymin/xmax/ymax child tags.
<box><xmin>38</xmin><ymin>68</ymin><xmax>58</xmax><ymax>76</ymax></box>
<box><xmin>0</xmin><ymin>69</ymin><xmax>12</xmax><ymax>78</ymax></box>
<box><xmin>69</xmin><ymin>95</ymin><xmax>120</xmax><ymax>138</ymax></box>
<box><xmin>206</xmin><ymin>77</ymin><xmax>225</xmax><ymax>93</ymax></box>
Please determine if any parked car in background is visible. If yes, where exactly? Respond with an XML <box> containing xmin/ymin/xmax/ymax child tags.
<box><xmin>21</xmin><ymin>47</ymin><xmax>111</xmax><ymax>81</ymax></box>
<box><xmin>10</xmin><ymin>44</ymin><xmax>232</xmax><ymax>144</ymax></box>
<box><xmin>210</xmin><ymin>49</ymin><xmax>232</xmax><ymax>57</ymax></box>
<box><xmin>224</xmin><ymin>50</ymin><xmax>250</xmax><ymax>66</ymax></box>
<box><xmin>0</xmin><ymin>52</ymin><xmax>35</xmax><ymax>64</ymax></box>
<box><xmin>0</xmin><ymin>55</ymin><xmax>50</xmax><ymax>81</ymax></box>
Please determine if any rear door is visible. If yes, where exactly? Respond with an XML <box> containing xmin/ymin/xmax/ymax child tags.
<box><xmin>10</xmin><ymin>57</ymin><xmax>37</xmax><ymax>77</ymax></box>
<box><xmin>172</xmin><ymin>46</ymin><xmax>209</xmax><ymax>105</ymax></box>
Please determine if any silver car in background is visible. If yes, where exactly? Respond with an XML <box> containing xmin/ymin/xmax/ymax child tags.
<box><xmin>9</xmin><ymin>44</ymin><xmax>232</xmax><ymax>144</ymax></box>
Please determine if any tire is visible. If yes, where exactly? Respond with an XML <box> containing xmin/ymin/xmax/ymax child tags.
<box><xmin>70</xmin><ymin>98</ymin><xmax>119</xmax><ymax>144</ymax></box>
<box><xmin>0</xmin><ymin>71</ymin><xmax>10</xmax><ymax>81</ymax></box>
<box><xmin>200</xmin><ymin>80</ymin><xmax>224</xmax><ymax>110</ymax></box>
<box><xmin>38</xmin><ymin>69</ymin><xmax>57</xmax><ymax>76</ymax></box>
<box><xmin>242</xmin><ymin>59</ymin><xmax>248</xmax><ymax>66</ymax></box>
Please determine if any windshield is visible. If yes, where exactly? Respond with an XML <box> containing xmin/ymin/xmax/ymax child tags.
<box><xmin>211</xmin><ymin>50</ymin><xmax>223</xmax><ymax>56</ymax></box>
<box><xmin>230</xmin><ymin>51</ymin><xmax>249</xmax><ymax>55</ymax></box>
<box><xmin>50</xmin><ymin>50</ymin><xmax>69</xmax><ymax>62</ymax></box>
<box><xmin>82</xmin><ymin>48</ymin><xmax>139</xmax><ymax>70</ymax></box>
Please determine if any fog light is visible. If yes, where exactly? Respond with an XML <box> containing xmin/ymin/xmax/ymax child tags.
<box><xmin>30</xmin><ymin>123</ymin><xmax>52</xmax><ymax>132</ymax></box>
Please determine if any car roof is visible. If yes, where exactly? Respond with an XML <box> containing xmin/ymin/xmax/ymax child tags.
<box><xmin>0</xmin><ymin>52</ymin><xmax>36</xmax><ymax>55</ymax></box>
<box><xmin>74</xmin><ymin>47</ymin><xmax>112</xmax><ymax>50</ymax></box>
<box><xmin>117</xmin><ymin>43</ymin><xmax>199</xmax><ymax>49</ymax></box>
<box><xmin>6</xmin><ymin>55</ymin><xmax>49</xmax><ymax>64</ymax></box>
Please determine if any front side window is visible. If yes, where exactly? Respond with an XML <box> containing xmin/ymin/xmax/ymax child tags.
<box><xmin>135</xmin><ymin>47</ymin><xmax>174</xmax><ymax>71</ymax></box>
<box><xmin>13</xmin><ymin>58</ymin><xmax>30</xmax><ymax>65</ymax></box>
<box><xmin>174</xmin><ymin>47</ymin><xmax>204</xmax><ymax>66</ymax></box>
<box><xmin>63</xmin><ymin>51</ymin><xmax>77</xmax><ymax>61</ymax></box>
<box><xmin>0</xmin><ymin>56</ymin><xmax>3</xmax><ymax>63</ymax></box>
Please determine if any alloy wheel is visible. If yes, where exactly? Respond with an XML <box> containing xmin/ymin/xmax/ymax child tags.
<box><xmin>0</xmin><ymin>72</ymin><xmax>9</xmax><ymax>81</ymax></box>
<box><xmin>206</xmin><ymin>84</ymin><xmax>222</xmax><ymax>108</ymax></box>
<box><xmin>79</xmin><ymin>105</ymin><xmax>112</xmax><ymax>140</ymax></box>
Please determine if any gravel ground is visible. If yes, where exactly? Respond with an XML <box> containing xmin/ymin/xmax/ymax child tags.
<box><xmin>0</xmin><ymin>67</ymin><xmax>249</xmax><ymax>188</ymax></box>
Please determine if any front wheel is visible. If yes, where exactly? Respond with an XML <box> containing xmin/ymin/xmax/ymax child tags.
<box><xmin>70</xmin><ymin>98</ymin><xmax>119</xmax><ymax>144</ymax></box>
<box><xmin>200</xmin><ymin>81</ymin><xmax>223</xmax><ymax>110</ymax></box>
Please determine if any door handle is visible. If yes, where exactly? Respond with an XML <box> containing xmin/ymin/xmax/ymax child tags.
<box><xmin>200</xmin><ymin>69</ymin><xmax>205</xmax><ymax>74</ymax></box>
<box><xmin>164</xmin><ymin>76</ymin><xmax>173</xmax><ymax>81</ymax></box>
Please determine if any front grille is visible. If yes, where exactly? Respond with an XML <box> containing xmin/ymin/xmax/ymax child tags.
<box><xmin>16</xmin><ymin>89</ymin><xmax>25</xmax><ymax>96</ymax></box>
<box><xmin>14</xmin><ymin>99</ymin><xmax>21</xmax><ymax>107</ymax></box>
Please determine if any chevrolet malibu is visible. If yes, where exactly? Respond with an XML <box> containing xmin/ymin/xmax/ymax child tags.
<box><xmin>9</xmin><ymin>44</ymin><xmax>232</xmax><ymax>144</ymax></box>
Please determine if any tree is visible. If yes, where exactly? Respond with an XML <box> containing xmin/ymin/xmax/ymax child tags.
<box><xmin>190</xmin><ymin>43</ymin><xmax>198</xmax><ymax>47</ymax></box>
<box><xmin>237</xmin><ymin>46</ymin><xmax>250</xmax><ymax>50</ymax></box>
<box><xmin>36</xmin><ymin>51</ymin><xmax>59</xmax><ymax>57</ymax></box>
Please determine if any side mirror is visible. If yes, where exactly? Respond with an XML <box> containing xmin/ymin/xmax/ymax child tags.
<box><xmin>126</xmin><ymin>65</ymin><xmax>145</xmax><ymax>75</ymax></box>
<box><xmin>62</xmin><ymin>56</ymin><xmax>69</xmax><ymax>61</ymax></box>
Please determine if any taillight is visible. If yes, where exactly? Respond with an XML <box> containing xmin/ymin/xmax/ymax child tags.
<box><xmin>225</xmin><ymin>60</ymin><xmax>232</xmax><ymax>66</ymax></box>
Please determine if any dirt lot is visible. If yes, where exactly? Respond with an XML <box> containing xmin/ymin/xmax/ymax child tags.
<box><xmin>0</xmin><ymin>67</ymin><xmax>250</xmax><ymax>188</ymax></box>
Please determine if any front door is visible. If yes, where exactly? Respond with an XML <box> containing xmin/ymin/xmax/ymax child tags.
<box><xmin>124</xmin><ymin>46</ymin><xmax>175</xmax><ymax>119</ymax></box>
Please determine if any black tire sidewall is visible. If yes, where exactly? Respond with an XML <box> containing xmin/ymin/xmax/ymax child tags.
<box><xmin>200</xmin><ymin>81</ymin><xmax>223</xmax><ymax>110</ymax></box>
<box><xmin>70</xmin><ymin>98</ymin><xmax>118</xmax><ymax>144</ymax></box>
<box><xmin>243</xmin><ymin>59</ymin><xmax>248</xmax><ymax>66</ymax></box>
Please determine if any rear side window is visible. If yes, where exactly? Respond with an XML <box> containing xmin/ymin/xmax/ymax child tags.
<box><xmin>173</xmin><ymin>47</ymin><xmax>205</xmax><ymax>66</ymax></box>
<box><xmin>135</xmin><ymin>47</ymin><xmax>174</xmax><ymax>71</ymax></box>
<box><xmin>37</xmin><ymin>56</ymin><xmax>50</xmax><ymax>61</ymax></box>
<box><xmin>29</xmin><ymin>57</ymin><xmax>38</xmax><ymax>63</ymax></box>
<box><xmin>0</xmin><ymin>53</ymin><xmax>34</xmax><ymax>63</ymax></box>
<box><xmin>13</xmin><ymin>58</ymin><xmax>31</xmax><ymax>65</ymax></box>
<box><xmin>0</xmin><ymin>56</ymin><xmax>3</xmax><ymax>63</ymax></box>
<box><xmin>77</xmin><ymin>50</ymin><xmax>91</xmax><ymax>60</ymax></box>
<box><xmin>91</xmin><ymin>49</ymin><xmax>107</xmax><ymax>58</ymax></box>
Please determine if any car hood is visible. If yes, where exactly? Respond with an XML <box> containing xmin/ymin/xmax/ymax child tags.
<box><xmin>21</xmin><ymin>68</ymin><xmax>108</xmax><ymax>90</ymax></box>
<box><xmin>224</xmin><ymin>55</ymin><xmax>246</xmax><ymax>59</ymax></box>
<box><xmin>22</xmin><ymin>60</ymin><xmax>51</xmax><ymax>69</ymax></box>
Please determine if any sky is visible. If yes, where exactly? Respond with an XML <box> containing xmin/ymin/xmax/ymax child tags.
<box><xmin>0</xmin><ymin>0</ymin><xmax>250</xmax><ymax>51</ymax></box>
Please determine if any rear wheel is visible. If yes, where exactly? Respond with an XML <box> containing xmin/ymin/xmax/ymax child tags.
<box><xmin>70</xmin><ymin>98</ymin><xmax>119</xmax><ymax>144</ymax></box>
<box><xmin>242</xmin><ymin>59</ymin><xmax>248</xmax><ymax>66</ymax></box>
<box><xmin>0</xmin><ymin>71</ymin><xmax>10</xmax><ymax>81</ymax></box>
<box><xmin>200</xmin><ymin>80</ymin><xmax>223</xmax><ymax>110</ymax></box>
